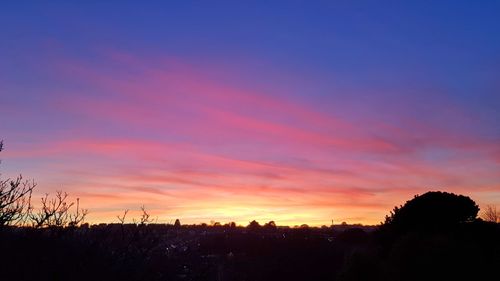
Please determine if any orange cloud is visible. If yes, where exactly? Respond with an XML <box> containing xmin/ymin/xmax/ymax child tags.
<box><xmin>2</xmin><ymin>52</ymin><xmax>499</xmax><ymax>226</ymax></box>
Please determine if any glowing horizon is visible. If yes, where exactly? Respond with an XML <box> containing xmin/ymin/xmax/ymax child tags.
<box><xmin>1</xmin><ymin>2</ymin><xmax>499</xmax><ymax>226</ymax></box>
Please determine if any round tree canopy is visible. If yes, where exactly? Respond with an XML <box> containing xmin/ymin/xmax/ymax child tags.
<box><xmin>384</xmin><ymin>191</ymin><xmax>479</xmax><ymax>232</ymax></box>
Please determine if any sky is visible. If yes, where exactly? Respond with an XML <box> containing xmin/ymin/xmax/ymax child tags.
<box><xmin>1</xmin><ymin>1</ymin><xmax>499</xmax><ymax>226</ymax></box>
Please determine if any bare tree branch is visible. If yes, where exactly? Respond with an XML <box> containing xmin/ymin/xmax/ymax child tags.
<box><xmin>117</xmin><ymin>209</ymin><xmax>129</xmax><ymax>225</ymax></box>
<box><xmin>0</xmin><ymin>140</ymin><xmax>36</xmax><ymax>227</ymax></box>
<box><xmin>481</xmin><ymin>205</ymin><xmax>499</xmax><ymax>223</ymax></box>
<box><xmin>69</xmin><ymin>198</ymin><xmax>89</xmax><ymax>227</ymax></box>
<box><xmin>30</xmin><ymin>191</ymin><xmax>80</xmax><ymax>228</ymax></box>
<box><xmin>139</xmin><ymin>205</ymin><xmax>152</xmax><ymax>226</ymax></box>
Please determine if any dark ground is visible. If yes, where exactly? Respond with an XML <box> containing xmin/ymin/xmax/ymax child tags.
<box><xmin>1</xmin><ymin>222</ymin><xmax>498</xmax><ymax>281</ymax></box>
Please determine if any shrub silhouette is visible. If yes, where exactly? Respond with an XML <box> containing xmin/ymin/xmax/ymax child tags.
<box><xmin>263</xmin><ymin>220</ymin><xmax>277</xmax><ymax>230</ymax></box>
<box><xmin>0</xmin><ymin>188</ymin><xmax>498</xmax><ymax>281</ymax></box>
<box><xmin>247</xmin><ymin>220</ymin><xmax>261</xmax><ymax>230</ymax></box>
<box><xmin>340</xmin><ymin>191</ymin><xmax>498</xmax><ymax>281</ymax></box>
<box><xmin>383</xmin><ymin>191</ymin><xmax>479</xmax><ymax>232</ymax></box>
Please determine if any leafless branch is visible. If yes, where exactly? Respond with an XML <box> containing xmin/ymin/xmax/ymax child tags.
<box><xmin>0</xmin><ymin>175</ymin><xmax>36</xmax><ymax>226</ymax></box>
<box><xmin>482</xmin><ymin>205</ymin><xmax>499</xmax><ymax>223</ymax></box>
<box><xmin>68</xmin><ymin>198</ymin><xmax>88</xmax><ymax>227</ymax></box>
<box><xmin>139</xmin><ymin>205</ymin><xmax>152</xmax><ymax>225</ymax></box>
<box><xmin>117</xmin><ymin>209</ymin><xmax>129</xmax><ymax>224</ymax></box>
<box><xmin>31</xmin><ymin>191</ymin><xmax>75</xmax><ymax>227</ymax></box>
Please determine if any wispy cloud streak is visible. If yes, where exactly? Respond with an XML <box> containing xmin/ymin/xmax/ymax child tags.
<box><xmin>1</xmin><ymin>51</ymin><xmax>499</xmax><ymax>225</ymax></box>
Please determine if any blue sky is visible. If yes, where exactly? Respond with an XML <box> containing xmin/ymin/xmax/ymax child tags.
<box><xmin>1</xmin><ymin>1</ymin><xmax>499</xmax><ymax>225</ymax></box>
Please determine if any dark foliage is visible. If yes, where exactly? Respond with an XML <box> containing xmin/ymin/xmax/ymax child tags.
<box><xmin>247</xmin><ymin>220</ymin><xmax>261</xmax><ymax>230</ymax></box>
<box><xmin>339</xmin><ymin>191</ymin><xmax>498</xmax><ymax>281</ymax></box>
<box><xmin>383</xmin><ymin>191</ymin><xmax>479</xmax><ymax>233</ymax></box>
<box><xmin>1</xmin><ymin>219</ymin><xmax>497</xmax><ymax>281</ymax></box>
<box><xmin>0</xmin><ymin>146</ymin><xmax>498</xmax><ymax>281</ymax></box>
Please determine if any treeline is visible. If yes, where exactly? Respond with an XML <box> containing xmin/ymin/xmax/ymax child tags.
<box><xmin>1</xmin><ymin>140</ymin><xmax>500</xmax><ymax>281</ymax></box>
<box><xmin>0</xmin><ymin>194</ymin><xmax>498</xmax><ymax>281</ymax></box>
<box><xmin>1</xmin><ymin>139</ymin><xmax>498</xmax><ymax>229</ymax></box>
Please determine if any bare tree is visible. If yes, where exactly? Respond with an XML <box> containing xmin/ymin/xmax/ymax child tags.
<box><xmin>117</xmin><ymin>209</ymin><xmax>129</xmax><ymax>239</ymax></box>
<box><xmin>68</xmin><ymin>198</ymin><xmax>88</xmax><ymax>227</ymax></box>
<box><xmin>117</xmin><ymin>209</ymin><xmax>129</xmax><ymax>224</ymax></box>
<box><xmin>481</xmin><ymin>205</ymin><xmax>499</xmax><ymax>223</ymax></box>
<box><xmin>139</xmin><ymin>205</ymin><xmax>152</xmax><ymax>225</ymax></box>
<box><xmin>0</xmin><ymin>175</ymin><xmax>35</xmax><ymax>226</ymax></box>
<box><xmin>30</xmin><ymin>191</ymin><xmax>85</xmax><ymax>228</ymax></box>
<box><xmin>1</xmin><ymin>141</ymin><xmax>86</xmax><ymax>228</ymax></box>
<box><xmin>0</xmin><ymin>140</ymin><xmax>36</xmax><ymax>226</ymax></box>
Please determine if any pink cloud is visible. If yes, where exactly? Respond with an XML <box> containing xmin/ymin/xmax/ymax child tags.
<box><xmin>2</xmin><ymin>51</ymin><xmax>498</xmax><ymax>225</ymax></box>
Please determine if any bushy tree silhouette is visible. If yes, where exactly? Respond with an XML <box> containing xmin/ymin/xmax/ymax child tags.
<box><xmin>247</xmin><ymin>220</ymin><xmax>261</xmax><ymax>230</ymax></box>
<box><xmin>263</xmin><ymin>220</ymin><xmax>277</xmax><ymax>230</ymax></box>
<box><xmin>340</xmin><ymin>191</ymin><xmax>498</xmax><ymax>281</ymax></box>
<box><xmin>383</xmin><ymin>191</ymin><xmax>479</xmax><ymax>232</ymax></box>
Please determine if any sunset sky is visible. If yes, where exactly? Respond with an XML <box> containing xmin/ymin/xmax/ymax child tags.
<box><xmin>1</xmin><ymin>1</ymin><xmax>499</xmax><ymax>226</ymax></box>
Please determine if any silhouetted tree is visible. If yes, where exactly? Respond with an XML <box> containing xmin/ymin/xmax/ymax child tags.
<box><xmin>1</xmin><ymin>141</ymin><xmax>86</xmax><ymax>228</ymax></box>
<box><xmin>264</xmin><ymin>220</ymin><xmax>277</xmax><ymax>230</ymax></box>
<box><xmin>247</xmin><ymin>220</ymin><xmax>261</xmax><ymax>230</ymax></box>
<box><xmin>0</xmin><ymin>141</ymin><xmax>36</xmax><ymax>226</ymax></box>
<box><xmin>117</xmin><ymin>209</ymin><xmax>129</xmax><ymax>239</ymax></box>
<box><xmin>117</xmin><ymin>209</ymin><xmax>129</xmax><ymax>224</ymax></box>
<box><xmin>31</xmin><ymin>191</ymin><xmax>73</xmax><ymax>227</ymax></box>
<box><xmin>174</xmin><ymin>218</ymin><xmax>181</xmax><ymax>227</ymax></box>
<box><xmin>139</xmin><ymin>205</ymin><xmax>152</xmax><ymax>225</ymax></box>
<box><xmin>68</xmin><ymin>198</ymin><xmax>88</xmax><ymax>227</ymax></box>
<box><xmin>0</xmin><ymin>175</ymin><xmax>35</xmax><ymax>226</ymax></box>
<box><xmin>383</xmin><ymin>191</ymin><xmax>479</xmax><ymax>232</ymax></box>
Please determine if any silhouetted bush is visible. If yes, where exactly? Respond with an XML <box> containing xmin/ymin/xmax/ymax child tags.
<box><xmin>247</xmin><ymin>220</ymin><xmax>261</xmax><ymax>230</ymax></box>
<box><xmin>1</xmin><ymin>164</ymin><xmax>499</xmax><ymax>281</ymax></box>
<box><xmin>339</xmin><ymin>191</ymin><xmax>498</xmax><ymax>281</ymax></box>
<box><xmin>263</xmin><ymin>220</ymin><xmax>277</xmax><ymax>231</ymax></box>
<box><xmin>383</xmin><ymin>191</ymin><xmax>479</xmax><ymax>233</ymax></box>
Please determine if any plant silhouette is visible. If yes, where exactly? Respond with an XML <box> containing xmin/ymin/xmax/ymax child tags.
<box><xmin>383</xmin><ymin>191</ymin><xmax>479</xmax><ymax>233</ymax></box>
<box><xmin>1</xmin><ymin>142</ymin><xmax>499</xmax><ymax>281</ymax></box>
